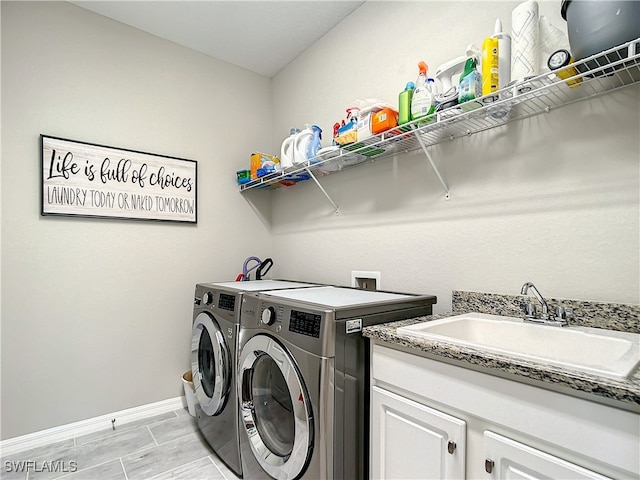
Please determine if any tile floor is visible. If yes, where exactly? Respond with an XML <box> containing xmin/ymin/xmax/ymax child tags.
<box><xmin>1</xmin><ymin>408</ymin><xmax>241</xmax><ymax>480</ymax></box>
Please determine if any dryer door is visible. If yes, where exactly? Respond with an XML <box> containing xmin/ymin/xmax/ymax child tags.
<box><xmin>238</xmin><ymin>334</ymin><xmax>313</xmax><ymax>480</ymax></box>
<box><xmin>191</xmin><ymin>312</ymin><xmax>231</xmax><ymax>416</ymax></box>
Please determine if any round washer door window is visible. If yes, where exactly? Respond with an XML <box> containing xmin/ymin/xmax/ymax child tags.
<box><xmin>191</xmin><ymin>312</ymin><xmax>231</xmax><ymax>416</ymax></box>
<box><xmin>238</xmin><ymin>334</ymin><xmax>313</xmax><ymax>480</ymax></box>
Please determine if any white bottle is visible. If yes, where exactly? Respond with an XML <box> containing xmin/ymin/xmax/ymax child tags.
<box><xmin>293</xmin><ymin>124</ymin><xmax>314</xmax><ymax>165</ymax></box>
<box><xmin>493</xmin><ymin>18</ymin><xmax>512</xmax><ymax>89</ymax></box>
<box><xmin>280</xmin><ymin>128</ymin><xmax>298</xmax><ymax>169</ymax></box>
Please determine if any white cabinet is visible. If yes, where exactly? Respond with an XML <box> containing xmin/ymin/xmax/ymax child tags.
<box><xmin>370</xmin><ymin>343</ymin><xmax>640</xmax><ymax>480</ymax></box>
<box><xmin>483</xmin><ymin>431</ymin><xmax>610</xmax><ymax>480</ymax></box>
<box><xmin>371</xmin><ymin>386</ymin><xmax>466</xmax><ymax>479</ymax></box>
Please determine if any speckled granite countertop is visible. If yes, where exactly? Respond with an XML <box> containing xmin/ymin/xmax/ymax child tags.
<box><xmin>364</xmin><ymin>291</ymin><xmax>640</xmax><ymax>412</ymax></box>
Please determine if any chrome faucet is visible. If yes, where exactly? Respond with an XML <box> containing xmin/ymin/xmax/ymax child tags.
<box><xmin>520</xmin><ymin>282</ymin><xmax>550</xmax><ymax>320</ymax></box>
<box><xmin>520</xmin><ymin>282</ymin><xmax>567</xmax><ymax>326</ymax></box>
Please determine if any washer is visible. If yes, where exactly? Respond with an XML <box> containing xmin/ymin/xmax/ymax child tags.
<box><xmin>237</xmin><ymin>286</ymin><xmax>436</xmax><ymax>479</ymax></box>
<box><xmin>191</xmin><ymin>280</ymin><xmax>319</xmax><ymax>477</ymax></box>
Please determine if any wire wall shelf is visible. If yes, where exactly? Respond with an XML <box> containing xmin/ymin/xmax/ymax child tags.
<box><xmin>240</xmin><ymin>39</ymin><xmax>640</xmax><ymax>213</ymax></box>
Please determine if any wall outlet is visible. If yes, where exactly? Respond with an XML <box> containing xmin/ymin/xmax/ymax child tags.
<box><xmin>351</xmin><ymin>271</ymin><xmax>381</xmax><ymax>290</ymax></box>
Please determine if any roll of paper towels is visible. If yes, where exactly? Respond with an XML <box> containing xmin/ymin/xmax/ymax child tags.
<box><xmin>511</xmin><ymin>0</ymin><xmax>540</xmax><ymax>81</ymax></box>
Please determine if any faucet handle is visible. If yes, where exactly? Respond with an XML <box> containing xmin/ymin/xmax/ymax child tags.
<box><xmin>524</xmin><ymin>302</ymin><xmax>536</xmax><ymax>317</ymax></box>
<box><xmin>555</xmin><ymin>306</ymin><xmax>573</xmax><ymax>325</ymax></box>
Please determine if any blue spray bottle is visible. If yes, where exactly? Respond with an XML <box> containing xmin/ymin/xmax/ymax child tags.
<box><xmin>307</xmin><ymin>125</ymin><xmax>323</xmax><ymax>163</ymax></box>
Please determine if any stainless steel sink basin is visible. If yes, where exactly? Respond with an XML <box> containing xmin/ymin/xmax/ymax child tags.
<box><xmin>397</xmin><ymin>313</ymin><xmax>640</xmax><ymax>380</ymax></box>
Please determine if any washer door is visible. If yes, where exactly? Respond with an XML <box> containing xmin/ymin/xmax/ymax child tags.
<box><xmin>238</xmin><ymin>334</ymin><xmax>313</xmax><ymax>480</ymax></box>
<box><xmin>191</xmin><ymin>312</ymin><xmax>231</xmax><ymax>416</ymax></box>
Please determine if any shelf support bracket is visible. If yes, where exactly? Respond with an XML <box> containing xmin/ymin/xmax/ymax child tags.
<box><xmin>412</xmin><ymin>125</ymin><xmax>451</xmax><ymax>200</ymax></box>
<box><xmin>305</xmin><ymin>168</ymin><xmax>340</xmax><ymax>215</ymax></box>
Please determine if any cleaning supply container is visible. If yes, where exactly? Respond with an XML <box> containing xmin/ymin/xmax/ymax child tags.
<box><xmin>398</xmin><ymin>82</ymin><xmax>415</xmax><ymax>125</ymax></box>
<box><xmin>250</xmin><ymin>152</ymin><xmax>279</xmax><ymax>180</ymax></box>
<box><xmin>357</xmin><ymin>105</ymin><xmax>378</xmax><ymax>142</ymax></box>
<box><xmin>236</xmin><ymin>169</ymin><xmax>251</xmax><ymax>184</ymax></box>
<box><xmin>334</xmin><ymin>108</ymin><xmax>358</xmax><ymax>146</ymax></box>
<box><xmin>561</xmin><ymin>0</ymin><xmax>640</xmax><ymax>61</ymax></box>
<box><xmin>371</xmin><ymin>108</ymin><xmax>399</xmax><ymax>135</ymax></box>
<box><xmin>307</xmin><ymin>125</ymin><xmax>323</xmax><ymax>163</ymax></box>
<box><xmin>493</xmin><ymin>18</ymin><xmax>511</xmax><ymax>88</ymax></box>
<box><xmin>434</xmin><ymin>56</ymin><xmax>466</xmax><ymax>110</ymax></box>
<box><xmin>482</xmin><ymin>34</ymin><xmax>499</xmax><ymax>97</ymax></box>
<box><xmin>561</xmin><ymin>0</ymin><xmax>640</xmax><ymax>73</ymax></box>
<box><xmin>411</xmin><ymin>61</ymin><xmax>435</xmax><ymax>123</ymax></box>
<box><xmin>458</xmin><ymin>46</ymin><xmax>482</xmax><ymax>111</ymax></box>
<box><xmin>293</xmin><ymin>125</ymin><xmax>314</xmax><ymax>164</ymax></box>
<box><xmin>280</xmin><ymin>128</ymin><xmax>299</xmax><ymax>168</ymax></box>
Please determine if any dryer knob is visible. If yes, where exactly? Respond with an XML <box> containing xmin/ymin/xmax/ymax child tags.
<box><xmin>261</xmin><ymin>307</ymin><xmax>276</xmax><ymax>325</ymax></box>
<box><xmin>202</xmin><ymin>292</ymin><xmax>214</xmax><ymax>305</ymax></box>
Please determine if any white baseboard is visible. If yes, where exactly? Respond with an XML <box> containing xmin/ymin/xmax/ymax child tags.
<box><xmin>0</xmin><ymin>396</ymin><xmax>186</xmax><ymax>457</ymax></box>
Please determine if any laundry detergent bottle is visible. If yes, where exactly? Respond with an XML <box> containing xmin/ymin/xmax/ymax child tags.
<box><xmin>307</xmin><ymin>125</ymin><xmax>323</xmax><ymax>163</ymax></box>
<box><xmin>280</xmin><ymin>128</ymin><xmax>299</xmax><ymax>168</ymax></box>
<box><xmin>293</xmin><ymin>124</ymin><xmax>314</xmax><ymax>165</ymax></box>
<box><xmin>411</xmin><ymin>61</ymin><xmax>435</xmax><ymax>123</ymax></box>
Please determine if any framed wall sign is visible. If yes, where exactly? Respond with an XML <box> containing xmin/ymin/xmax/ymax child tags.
<box><xmin>41</xmin><ymin>135</ymin><xmax>197</xmax><ymax>223</ymax></box>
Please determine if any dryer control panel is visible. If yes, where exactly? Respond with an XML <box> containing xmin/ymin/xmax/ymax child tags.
<box><xmin>218</xmin><ymin>293</ymin><xmax>236</xmax><ymax>312</ymax></box>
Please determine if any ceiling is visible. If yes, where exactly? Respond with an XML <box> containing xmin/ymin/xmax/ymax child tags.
<box><xmin>71</xmin><ymin>1</ymin><xmax>365</xmax><ymax>77</ymax></box>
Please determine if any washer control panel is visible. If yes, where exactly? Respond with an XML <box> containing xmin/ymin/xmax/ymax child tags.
<box><xmin>289</xmin><ymin>310</ymin><xmax>321</xmax><ymax>338</ymax></box>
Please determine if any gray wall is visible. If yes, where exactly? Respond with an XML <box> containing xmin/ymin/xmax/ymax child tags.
<box><xmin>1</xmin><ymin>1</ymin><xmax>273</xmax><ymax>439</ymax></box>
<box><xmin>269</xmin><ymin>1</ymin><xmax>639</xmax><ymax>310</ymax></box>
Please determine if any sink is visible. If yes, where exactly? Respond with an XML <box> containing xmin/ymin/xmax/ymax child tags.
<box><xmin>397</xmin><ymin>313</ymin><xmax>640</xmax><ymax>380</ymax></box>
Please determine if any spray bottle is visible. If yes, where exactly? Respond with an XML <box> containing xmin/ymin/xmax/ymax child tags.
<box><xmin>411</xmin><ymin>61</ymin><xmax>435</xmax><ymax>123</ymax></box>
<box><xmin>458</xmin><ymin>45</ymin><xmax>482</xmax><ymax>111</ymax></box>
<box><xmin>428</xmin><ymin>78</ymin><xmax>437</xmax><ymax>107</ymax></box>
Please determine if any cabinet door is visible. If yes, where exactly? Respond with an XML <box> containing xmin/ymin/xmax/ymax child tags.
<box><xmin>483</xmin><ymin>431</ymin><xmax>611</xmax><ymax>480</ymax></box>
<box><xmin>371</xmin><ymin>386</ymin><xmax>466</xmax><ymax>480</ymax></box>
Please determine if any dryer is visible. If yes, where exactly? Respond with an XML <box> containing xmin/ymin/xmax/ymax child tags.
<box><xmin>237</xmin><ymin>286</ymin><xmax>436</xmax><ymax>480</ymax></box>
<box><xmin>191</xmin><ymin>280</ymin><xmax>319</xmax><ymax>477</ymax></box>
